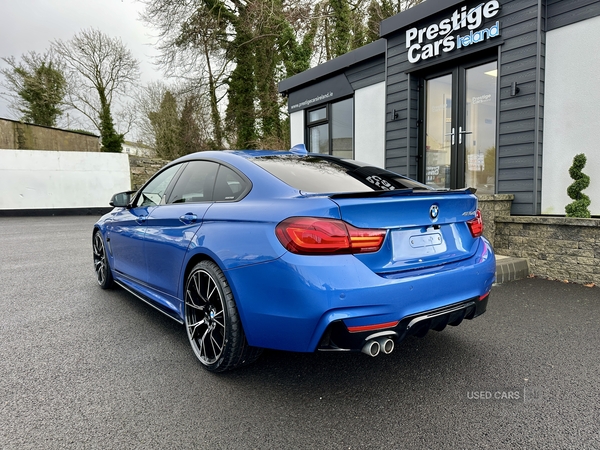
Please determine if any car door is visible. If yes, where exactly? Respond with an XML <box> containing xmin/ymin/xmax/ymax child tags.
<box><xmin>106</xmin><ymin>163</ymin><xmax>184</xmax><ymax>282</ymax></box>
<box><xmin>142</xmin><ymin>160</ymin><xmax>220</xmax><ymax>302</ymax></box>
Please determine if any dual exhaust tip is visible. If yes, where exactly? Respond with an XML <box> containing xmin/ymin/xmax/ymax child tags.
<box><xmin>361</xmin><ymin>337</ymin><xmax>395</xmax><ymax>357</ymax></box>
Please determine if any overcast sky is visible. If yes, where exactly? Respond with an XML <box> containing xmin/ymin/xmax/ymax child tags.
<box><xmin>0</xmin><ymin>0</ymin><xmax>162</xmax><ymax>120</ymax></box>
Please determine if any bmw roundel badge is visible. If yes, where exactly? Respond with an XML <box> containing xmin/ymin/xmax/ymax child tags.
<box><xmin>429</xmin><ymin>204</ymin><xmax>439</xmax><ymax>220</ymax></box>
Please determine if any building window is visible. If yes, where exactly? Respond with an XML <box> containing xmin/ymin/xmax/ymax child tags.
<box><xmin>306</xmin><ymin>98</ymin><xmax>353</xmax><ymax>158</ymax></box>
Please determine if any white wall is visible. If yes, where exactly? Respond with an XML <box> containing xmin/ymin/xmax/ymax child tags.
<box><xmin>542</xmin><ymin>16</ymin><xmax>600</xmax><ymax>216</ymax></box>
<box><xmin>0</xmin><ymin>150</ymin><xmax>131</xmax><ymax>209</ymax></box>
<box><xmin>122</xmin><ymin>142</ymin><xmax>154</xmax><ymax>157</ymax></box>
<box><xmin>290</xmin><ymin>111</ymin><xmax>305</xmax><ymax>147</ymax></box>
<box><xmin>354</xmin><ymin>82</ymin><xmax>386</xmax><ymax>168</ymax></box>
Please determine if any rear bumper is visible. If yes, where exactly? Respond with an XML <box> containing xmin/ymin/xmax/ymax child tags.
<box><xmin>318</xmin><ymin>293</ymin><xmax>489</xmax><ymax>351</ymax></box>
<box><xmin>225</xmin><ymin>238</ymin><xmax>495</xmax><ymax>352</ymax></box>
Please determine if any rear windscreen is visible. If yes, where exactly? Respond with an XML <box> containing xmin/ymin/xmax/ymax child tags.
<box><xmin>252</xmin><ymin>155</ymin><xmax>431</xmax><ymax>193</ymax></box>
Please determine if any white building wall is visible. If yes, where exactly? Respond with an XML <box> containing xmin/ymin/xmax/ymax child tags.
<box><xmin>290</xmin><ymin>111</ymin><xmax>305</xmax><ymax>147</ymax></box>
<box><xmin>0</xmin><ymin>150</ymin><xmax>131</xmax><ymax>209</ymax></box>
<box><xmin>122</xmin><ymin>142</ymin><xmax>154</xmax><ymax>157</ymax></box>
<box><xmin>354</xmin><ymin>82</ymin><xmax>386</xmax><ymax>168</ymax></box>
<box><xmin>542</xmin><ymin>16</ymin><xmax>600</xmax><ymax>215</ymax></box>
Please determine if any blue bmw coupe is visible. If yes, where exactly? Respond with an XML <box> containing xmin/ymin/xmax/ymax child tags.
<box><xmin>93</xmin><ymin>146</ymin><xmax>495</xmax><ymax>372</ymax></box>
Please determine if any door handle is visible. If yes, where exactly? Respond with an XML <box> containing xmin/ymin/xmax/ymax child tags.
<box><xmin>179</xmin><ymin>213</ymin><xmax>198</xmax><ymax>224</ymax></box>
<box><xmin>458</xmin><ymin>126</ymin><xmax>472</xmax><ymax>144</ymax></box>
<box><xmin>445</xmin><ymin>127</ymin><xmax>455</xmax><ymax>145</ymax></box>
<box><xmin>136</xmin><ymin>215</ymin><xmax>147</xmax><ymax>224</ymax></box>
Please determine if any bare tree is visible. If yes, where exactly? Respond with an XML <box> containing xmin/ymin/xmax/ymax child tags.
<box><xmin>138</xmin><ymin>0</ymin><xmax>423</xmax><ymax>150</ymax></box>
<box><xmin>135</xmin><ymin>79</ymin><xmax>216</xmax><ymax>154</ymax></box>
<box><xmin>365</xmin><ymin>0</ymin><xmax>424</xmax><ymax>41</ymax></box>
<box><xmin>134</xmin><ymin>80</ymin><xmax>171</xmax><ymax>147</ymax></box>
<box><xmin>141</xmin><ymin>0</ymin><xmax>230</xmax><ymax>148</ymax></box>
<box><xmin>309</xmin><ymin>0</ymin><xmax>425</xmax><ymax>64</ymax></box>
<box><xmin>52</xmin><ymin>28</ymin><xmax>140</xmax><ymax>151</ymax></box>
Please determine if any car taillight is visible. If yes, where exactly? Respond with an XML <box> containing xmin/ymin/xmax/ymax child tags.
<box><xmin>467</xmin><ymin>210</ymin><xmax>484</xmax><ymax>238</ymax></box>
<box><xmin>275</xmin><ymin>217</ymin><xmax>386</xmax><ymax>255</ymax></box>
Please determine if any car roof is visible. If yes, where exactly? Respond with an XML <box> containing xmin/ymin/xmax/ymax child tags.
<box><xmin>172</xmin><ymin>144</ymin><xmax>309</xmax><ymax>164</ymax></box>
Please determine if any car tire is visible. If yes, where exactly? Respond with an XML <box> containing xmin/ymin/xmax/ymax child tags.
<box><xmin>185</xmin><ymin>260</ymin><xmax>262</xmax><ymax>372</ymax></box>
<box><xmin>93</xmin><ymin>230</ymin><xmax>114</xmax><ymax>289</ymax></box>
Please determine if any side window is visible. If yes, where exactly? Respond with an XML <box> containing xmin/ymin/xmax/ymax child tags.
<box><xmin>213</xmin><ymin>165</ymin><xmax>248</xmax><ymax>202</ymax></box>
<box><xmin>306</xmin><ymin>98</ymin><xmax>353</xmax><ymax>158</ymax></box>
<box><xmin>135</xmin><ymin>164</ymin><xmax>182</xmax><ymax>208</ymax></box>
<box><xmin>167</xmin><ymin>161</ymin><xmax>220</xmax><ymax>204</ymax></box>
<box><xmin>307</xmin><ymin>106</ymin><xmax>328</xmax><ymax>154</ymax></box>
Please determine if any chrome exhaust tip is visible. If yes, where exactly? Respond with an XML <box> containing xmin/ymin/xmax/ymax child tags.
<box><xmin>361</xmin><ymin>340</ymin><xmax>381</xmax><ymax>357</ymax></box>
<box><xmin>377</xmin><ymin>337</ymin><xmax>394</xmax><ymax>355</ymax></box>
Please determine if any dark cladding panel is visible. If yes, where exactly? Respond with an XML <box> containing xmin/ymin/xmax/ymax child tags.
<box><xmin>496</xmin><ymin>0</ymin><xmax>542</xmax><ymax>215</ymax></box>
<box><xmin>547</xmin><ymin>0</ymin><xmax>600</xmax><ymax>29</ymax></box>
<box><xmin>501</xmin><ymin>43</ymin><xmax>538</xmax><ymax>64</ymax></box>
<box><xmin>500</xmin><ymin>105</ymin><xmax>536</xmax><ymax>122</ymax></box>
<box><xmin>385</xmin><ymin>31</ymin><xmax>411</xmax><ymax>177</ymax></box>
<box><xmin>497</xmin><ymin>2</ymin><xmax>539</xmax><ymax>29</ymax></box>
<box><xmin>345</xmin><ymin>57</ymin><xmax>385</xmax><ymax>90</ymax></box>
<box><xmin>287</xmin><ymin>74</ymin><xmax>354</xmax><ymax>113</ymax></box>
<box><xmin>407</xmin><ymin>74</ymin><xmax>420</xmax><ymax>180</ymax></box>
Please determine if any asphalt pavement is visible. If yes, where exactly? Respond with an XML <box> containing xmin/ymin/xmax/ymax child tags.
<box><xmin>0</xmin><ymin>216</ymin><xmax>599</xmax><ymax>449</ymax></box>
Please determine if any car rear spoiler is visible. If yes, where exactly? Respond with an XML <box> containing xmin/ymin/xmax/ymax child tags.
<box><xmin>328</xmin><ymin>187</ymin><xmax>477</xmax><ymax>200</ymax></box>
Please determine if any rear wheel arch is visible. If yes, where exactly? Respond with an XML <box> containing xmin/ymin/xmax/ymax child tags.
<box><xmin>181</xmin><ymin>252</ymin><xmax>237</xmax><ymax>306</ymax></box>
<box><xmin>182</xmin><ymin>253</ymin><xmax>217</xmax><ymax>296</ymax></box>
<box><xmin>183</xmin><ymin>258</ymin><xmax>262</xmax><ymax>371</ymax></box>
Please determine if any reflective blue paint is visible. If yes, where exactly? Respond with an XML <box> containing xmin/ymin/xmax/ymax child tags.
<box><xmin>143</xmin><ymin>203</ymin><xmax>211</xmax><ymax>297</ymax></box>
<box><xmin>105</xmin><ymin>205</ymin><xmax>153</xmax><ymax>280</ymax></box>
<box><xmin>225</xmin><ymin>238</ymin><xmax>494</xmax><ymax>352</ymax></box>
<box><xmin>290</xmin><ymin>143</ymin><xmax>308</xmax><ymax>155</ymax></box>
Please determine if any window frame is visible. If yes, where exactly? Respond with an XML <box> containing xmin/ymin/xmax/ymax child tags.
<box><xmin>165</xmin><ymin>160</ymin><xmax>220</xmax><ymax>205</ymax></box>
<box><xmin>307</xmin><ymin>106</ymin><xmax>328</xmax><ymax>126</ymax></box>
<box><xmin>133</xmin><ymin>163</ymin><xmax>186</xmax><ymax>208</ymax></box>
<box><xmin>305</xmin><ymin>96</ymin><xmax>354</xmax><ymax>158</ymax></box>
<box><xmin>163</xmin><ymin>159</ymin><xmax>253</xmax><ymax>205</ymax></box>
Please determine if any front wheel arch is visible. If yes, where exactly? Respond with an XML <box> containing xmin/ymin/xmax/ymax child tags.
<box><xmin>92</xmin><ymin>228</ymin><xmax>113</xmax><ymax>289</ymax></box>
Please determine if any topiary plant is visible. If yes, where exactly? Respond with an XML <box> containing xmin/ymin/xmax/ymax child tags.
<box><xmin>565</xmin><ymin>153</ymin><xmax>591</xmax><ymax>218</ymax></box>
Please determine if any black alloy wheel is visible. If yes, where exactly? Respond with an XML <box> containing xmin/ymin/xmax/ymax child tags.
<box><xmin>184</xmin><ymin>260</ymin><xmax>262</xmax><ymax>372</ymax></box>
<box><xmin>93</xmin><ymin>231</ymin><xmax>113</xmax><ymax>289</ymax></box>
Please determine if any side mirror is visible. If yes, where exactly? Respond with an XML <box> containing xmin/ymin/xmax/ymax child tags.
<box><xmin>110</xmin><ymin>190</ymin><xmax>135</xmax><ymax>207</ymax></box>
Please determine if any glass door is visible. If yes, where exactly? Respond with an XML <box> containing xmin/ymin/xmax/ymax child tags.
<box><xmin>425</xmin><ymin>74</ymin><xmax>453</xmax><ymax>189</ymax></box>
<box><xmin>463</xmin><ymin>61</ymin><xmax>497</xmax><ymax>194</ymax></box>
<box><xmin>422</xmin><ymin>60</ymin><xmax>497</xmax><ymax>193</ymax></box>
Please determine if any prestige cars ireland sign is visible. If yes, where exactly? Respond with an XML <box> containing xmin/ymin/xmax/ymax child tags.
<box><xmin>406</xmin><ymin>0</ymin><xmax>501</xmax><ymax>64</ymax></box>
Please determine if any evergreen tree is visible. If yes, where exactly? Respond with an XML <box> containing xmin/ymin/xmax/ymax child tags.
<box><xmin>180</xmin><ymin>95</ymin><xmax>204</xmax><ymax>153</ymax></box>
<box><xmin>149</xmin><ymin>91</ymin><xmax>181</xmax><ymax>159</ymax></box>
<box><xmin>329</xmin><ymin>0</ymin><xmax>352</xmax><ymax>57</ymax></box>
<box><xmin>1</xmin><ymin>52</ymin><xmax>66</xmax><ymax>127</ymax></box>
<box><xmin>565</xmin><ymin>153</ymin><xmax>591</xmax><ymax>218</ymax></box>
<box><xmin>99</xmin><ymin>102</ymin><xmax>124</xmax><ymax>152</ymax></box>
<box><xmin>224</xmin><ymin>18</ymin><xmax>257</xmax><ymax>149</ymax></box>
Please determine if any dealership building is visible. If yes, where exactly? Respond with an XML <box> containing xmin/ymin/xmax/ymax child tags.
<box><xmin>278</xmin><ymin>0</ymin><xmax>600</xmax><ymax>216</ymax></box>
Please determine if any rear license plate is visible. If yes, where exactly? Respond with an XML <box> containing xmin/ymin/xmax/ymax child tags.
<box><xmin>409</xmin><ymin>233</ymin><xmax>443</xmax><ymax>248</ymax></box>
<box><xmin>391</xmin><ymin>230</ymin><xmax>447</xmax><ymax>260</ymax></box>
